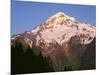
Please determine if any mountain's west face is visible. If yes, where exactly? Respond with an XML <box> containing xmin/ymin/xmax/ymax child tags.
<box><xmin>11</xmin><ymin>12</ymin><xmax>96</xmax><ymax>71</ymax></box>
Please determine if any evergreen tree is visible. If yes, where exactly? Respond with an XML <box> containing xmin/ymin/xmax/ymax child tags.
<box><xmin>11</xmin><ymin>41</ymin><xmax>54</xmax><ymax>74</ymax></box>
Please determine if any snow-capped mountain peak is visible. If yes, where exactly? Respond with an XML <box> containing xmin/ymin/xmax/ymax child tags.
<box><xmin>11</xmin><ymin>12</ymin><xmax>95</xmax><ymax>47</ymax></box>
<box><xmin>11</xmin><ymin>12</ymin><xmax>96</xmax><ymax>71</ymax></box>
<box><xmin>26</xmin><ymin>12</ymin><xmax>95</xmax><ymax>46</ymax></box>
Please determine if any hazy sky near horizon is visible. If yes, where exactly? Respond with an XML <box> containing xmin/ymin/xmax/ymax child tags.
<box><xmin>11</xmin><ymin>0</ymin><xmax>96</xmax><ymax>35</ymax></box>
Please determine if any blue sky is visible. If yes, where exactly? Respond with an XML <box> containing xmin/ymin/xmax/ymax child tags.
<box><xmin>11</xmin><ymin>0</ymin><xmax>96</xmax><ymax>35</ymax></box>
